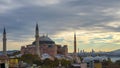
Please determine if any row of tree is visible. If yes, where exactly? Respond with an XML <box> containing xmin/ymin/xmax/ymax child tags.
<box><xmin>20</xmin><ymin>54</ymin><xmax>71</xmax><ymax>68</ymax></box>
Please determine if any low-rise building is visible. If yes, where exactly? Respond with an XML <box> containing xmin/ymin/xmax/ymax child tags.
<box><xmin>0</xmin><ymin>55</ymin><xmax>9</xmax><ymax>68</ymax></box>
<box><xmin>9</xmin><ymin>58</ymin><xmax>19</xmax><ymax>68</ymax></box>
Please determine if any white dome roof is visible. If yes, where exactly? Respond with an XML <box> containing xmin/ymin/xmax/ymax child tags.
<box><xmin>94</xmin><ymin>56</ymin><xmax>103</xmax><ymax>62</ymax></box>
<box><xmin>83</xmin><ymin>56</ymin><xmax>93</xmax><ymax>62</ymax></box>
<box><xmin>55</xmin><ymin>54</ymin><xmax>64</xmax><ymax>59</ymax></box>
<box><xmin>83</xmin><ymin>56</ymin><xmax>104</xmax><ymax>62</ymax></box>
<box><xmin>41</xmin><ymin>53</ymin><xmax>52</xmax><ymax>60</ymax></box>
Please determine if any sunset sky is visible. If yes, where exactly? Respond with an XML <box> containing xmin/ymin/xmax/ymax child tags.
<box><xmin>0</xmin><ymin>0</ymin><xmax>120</xmax><ymax>52</ymax></box>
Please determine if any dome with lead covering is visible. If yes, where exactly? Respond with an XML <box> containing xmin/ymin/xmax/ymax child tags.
<box><xmin>32</xmin><ymin>35</ymin><xmax>55</xmax><ymax>45</ymax></box>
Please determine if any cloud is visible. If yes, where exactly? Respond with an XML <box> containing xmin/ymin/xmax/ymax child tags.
<box><xmin>0</xmin><ymin>0</ymin><xmax>22</xmax><ymax>14</ymax></box>
<box><xmin>105</xmin><ymin>22</ymin><xmax>120</xmax><ymax>28</ymax></box>
<box><xmin>0</xmin><ymin>0</ymin><xmax>120</xmax><ymax>52</ymax></box>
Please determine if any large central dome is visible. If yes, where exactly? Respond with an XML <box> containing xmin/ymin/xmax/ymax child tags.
<box><xmin>32</xmin><ymin>35</ymin><xmax>55</xmax><ymax>45</ymax></box>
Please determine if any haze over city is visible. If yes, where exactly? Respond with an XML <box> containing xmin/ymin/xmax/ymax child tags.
<box><xmin>0</xmin><ymin>0</ymin><xmax>120</xmax><ymax>52</ymax></box>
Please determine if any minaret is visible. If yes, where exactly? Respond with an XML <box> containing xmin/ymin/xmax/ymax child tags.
<box><xmin>78</xmin><ymin>48</ymin><xmax>79</xmax><ymax>54</ymax></box>
<box><xmin>35</xmin><ymin>23</ymin><xmax>40</xmax><ymax>58</ymax></box>
<box><xmin>74</xmin><ymin>32</ymin><xmax>77</xmax><ymax>54</ymax></box>
<box><xmin>3</xmin><ymin>27</ymin><xmax>7</xmax><ymax>55</ymax></box>
<box><xmin>73</xmin><ymin>32</ymin><xmax>81</xmax><ymax>63</ymax></box>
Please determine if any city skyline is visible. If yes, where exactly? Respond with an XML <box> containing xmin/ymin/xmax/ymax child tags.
<box><xmin>0</xmin><ymin>0</ymin><xmax>120</xmax><ymax>52</ymax></box>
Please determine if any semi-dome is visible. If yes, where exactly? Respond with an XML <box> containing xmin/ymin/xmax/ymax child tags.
<box><xmin>32</xmin><ymin>35</ymin><xmax>55</xmax><ymax>45</ymax></box>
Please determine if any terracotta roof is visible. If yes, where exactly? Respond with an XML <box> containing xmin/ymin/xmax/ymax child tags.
<box><xmin>0</xmin><ymin>55</ymin><xmax>9</xmax><ymax>60</ymax></box>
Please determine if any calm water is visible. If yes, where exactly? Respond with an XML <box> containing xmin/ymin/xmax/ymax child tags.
<box><xmin>96</xmin><ymin>56</ymin><xmax>120</xmax><ymax>62</ymax></box>
<box><xmin>110</xmin><ymin>57</ymin><xmax>120</xmax><ymax>62</ymax></box>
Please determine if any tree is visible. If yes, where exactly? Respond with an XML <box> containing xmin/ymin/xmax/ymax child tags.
<box><xmin>33</xmin><ymin>60</ymin><xmax>42</xmax><ymax>66</ymax></box>
<box><xmin>115</xmin><ymin>60</ymin><xmax>120</xmax><ymax>66</ymax></box>
<box><xmin>79</xmin><ymin>56</ymin><xmax>83</xmax><ymax>62</ymax></box>
<box><xmin>61</xmin><ymin>59</ymin><xmax>71</xmax><ymax>67</ymax></box>
<box><xmin>107</xmin><ymin>57</ymin><xmax>112</xmax><ymax>63</ymax></box>
<box><xmin>20</xmin><ymin>54</ymin><xmax>40</xmax><ymax>64</ymax></box>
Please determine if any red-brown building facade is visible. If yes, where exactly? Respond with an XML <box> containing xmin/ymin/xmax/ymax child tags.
<box><xmin>21</xmin><ymin>24</ymin><xmax>68</xmax><ymax>57</ymax></box>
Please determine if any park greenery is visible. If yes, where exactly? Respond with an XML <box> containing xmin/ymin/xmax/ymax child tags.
<box><xmin>20</xmin><ymin>54</ymin><xmax>71</xmax><ymax>68</ymax></box>
<box><xmin>17</xmin><ymin>54</ymin><xmax>120</xmax><ymax>68</ymax></box>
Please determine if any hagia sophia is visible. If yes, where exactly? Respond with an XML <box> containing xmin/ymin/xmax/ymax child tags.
<box><xmin>20</xmin><ymin>24</ymin><xmax>68</xmax><ymax>57</ymax></box>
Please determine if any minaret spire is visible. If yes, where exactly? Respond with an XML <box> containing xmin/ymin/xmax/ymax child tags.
<box><xmin>3</xmin><ymin>27</ymin><xmax>6</xmax><ymax>34</ymax></box>
<box><xmin>73</xmin><ymin>32</ymin><xmax>81</xmax><ymax>63</ymax></box>
<box><xmin>35</xmin><ymin>23</ymin><xmax>41</xmax><ymax>58</ymax></box>
<box><xmin>74</xmin><ymin>32</ymin><xmax>76</xmax><ymax>54</ymax></box>
<box><xmin>36</xmin><ymin>23</ymin><xmax>39</xmax><ymax>35</ymax></box>
<box><xmin>3</xmin><ymin>27</ymin><xmax>7</xmax><ymax>55</ymax></box>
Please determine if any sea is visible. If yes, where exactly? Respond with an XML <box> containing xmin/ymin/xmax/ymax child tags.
<box><xmin>110</xmin><ymin>57</ymin><xmax>120</xmax><ymax>62</ymax></box>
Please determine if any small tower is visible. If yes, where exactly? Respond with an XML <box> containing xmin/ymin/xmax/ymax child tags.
<box><xmin>78</xmin><ymin>48</ymin><xmax>79</xmax><ymax>54</ymax></box>
<box><xmin>73</xmin><ymin>32</ymin><xmax>81</xmax><ymax>63</ymax></box>
<box><xmin>74</xmin><ymin>32</ymin><xmax>77</xmax><ymax>54</ymax></box>
<box><xmin>3</xmin><ymin>27</ymin><xmax>7</xmax><ymax>55</ymax></box>
<box><xmin>35</xmin><ymin>23</ymin><xmax>40</xmax><ymax>58</ymax></box>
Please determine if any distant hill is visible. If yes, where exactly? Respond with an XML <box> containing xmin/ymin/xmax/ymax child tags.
<box><xmin>0</xmin><ymin>50</ymin><xmax>19</xmax><ymax>55</ymax></box>
<box><xmin>109</xmin><ymin>49</ymin><xmax>120</xmax><ymax>56</ymax></box>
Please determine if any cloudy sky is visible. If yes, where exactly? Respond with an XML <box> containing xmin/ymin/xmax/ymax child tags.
<box><xmin>0</xmin><ymin>0</ymin><xmax>120</xmax><ymax>52</ymax></box>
